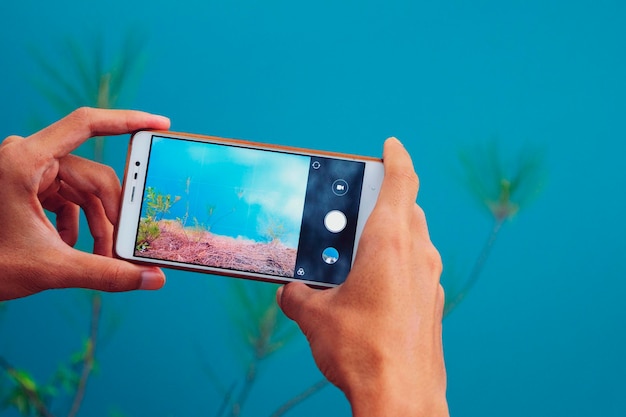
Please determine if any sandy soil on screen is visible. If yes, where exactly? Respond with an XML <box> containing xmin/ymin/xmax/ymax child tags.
<box><xmin>136</xmin><ymin>220</ymin><xmax>296</xmax><ymax>277</ymax></box>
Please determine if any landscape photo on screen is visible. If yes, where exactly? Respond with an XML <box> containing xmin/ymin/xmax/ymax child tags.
<box><xmin>135</xmin><ymin>136</ymin><xmax>310</xmax><ymax>277</ymax></box>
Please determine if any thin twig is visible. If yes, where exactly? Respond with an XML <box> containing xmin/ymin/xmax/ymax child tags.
<box><xmin>444</xmin><ymin>218</ymin><xmax>504</xmax><ymax>316</ymax></box>
<box><xmin>268</xmin><ymin>378</ymin><xmax>329</xmax><ymax>417</ymax></box>
<box><xmin>215</xmin><ymin>381</ymin><xmax>238</xmax><ymax>417</ymax></box>
<box><xmin>67</xmin><ymin>292</ymin><xmax>101</xmax><ymax>417</ymax></box>
<box><xmin>230</xmin><ymin>361</ymin><xmax>257</xmax><ymax>417</ymax></box>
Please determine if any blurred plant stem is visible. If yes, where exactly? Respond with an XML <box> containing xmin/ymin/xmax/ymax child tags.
<box><xmin>205</xmin><ymin>281</ymin><xmax>299</xmax><ymax>417</ymax></box>
<box><xmin>442</xmin><ymin>141</ymin><xmax>545</xmax><ymax>315</ymax></box>
<box><xmin>228</xmin><ymin>361</ymin><xmax>256</xmax><ymax>417</ymax></box>
<box><xmin>268</xmin><ymin>379</ymin><xmax>329</xmax><ymax>417</ymax></box>
<box><xmin>229</xmin><ymin>302</ymin><xmax>293</xmax><ymax>417</ymax></box>
<box><xmin>443</xmin><ymin>217</ymin><xmax>504</xmax><ymax>315</ymax></box>
<box><xmin>67</xmin><ymin>292</ymin><xmax>101</xmax><ymax>417</ymax></box>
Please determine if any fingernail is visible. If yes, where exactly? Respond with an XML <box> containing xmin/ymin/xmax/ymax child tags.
<box><xmin>388</xmin><ymin>136</ymin><xmax>403</xmax><ymax>146</ymax></box>
<box><xmin>149</xmin><ymin>114</ymin><xmax>170</xmax><ymax>125</ymax></box>
<box><xmin>140</xmin><ymin>269</ymin><xmax>166</xmax><ymax>290</ymax></box>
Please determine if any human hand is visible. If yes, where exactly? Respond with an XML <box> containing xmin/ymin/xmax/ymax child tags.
<box><xmin>0</xmin><ymin>107</ymin><xmax>171</xmax><ymax>301</ymax></box>
<box><xmin>277</xmin><ymin>138</ymin><xmax>448</xmax><ymax>417</ymax></box>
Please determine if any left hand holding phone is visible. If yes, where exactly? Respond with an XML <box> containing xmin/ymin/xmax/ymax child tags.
<box><xmin>0</xmin><ymin>107</ymin><xmax>171</xmax><ymax>301</ymax></box>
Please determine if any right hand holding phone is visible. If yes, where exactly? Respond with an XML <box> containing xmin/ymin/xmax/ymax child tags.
<box><xmin>276</xmin><ymin>138</ymin><xmax>449</xmax><ymax>417</ymax></box>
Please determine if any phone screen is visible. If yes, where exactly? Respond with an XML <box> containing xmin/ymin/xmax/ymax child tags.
<box><xmin>133</xmin><ymin>135</ymin><xmax>366</xmax><ymax>285</ymax></box>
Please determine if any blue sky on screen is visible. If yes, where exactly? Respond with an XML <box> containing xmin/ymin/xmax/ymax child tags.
<box><xmin>145</xmin><ymin>137</ymin><xmax>310</xmax><ymax>247</ymax></box>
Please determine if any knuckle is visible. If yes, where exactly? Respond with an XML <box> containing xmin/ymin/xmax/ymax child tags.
<box><xmin>281</xmin><ymin>283</ymin><xmax>307</xmax><ymax>311</ymax></box>
<box><xmin>1</xmin><ymin>135</ymin><xmax>24</xmax><ymax>146</ymax></box>
<box><xmin>412</xmin><ymin>239</ymin><xmax>443</xmax><ymax>280</ymax></box>
<box><xmin>70</xmin><ymin>106</ymin><xmax>95</xmax><ymax>121</ymax></box>
<box><xmin>413</xmin><ymin>203</ymin><xmax>426</xmax><ymax>219</ymax></box>
<box><xmin>281</xmin><ymin>283</ymin><xmax>325</xmax><ymax>322</ymax></box>
<box><xmin>0</xmin><ymin>136</ymin><xmax>24</xmax><ymax>160</ymax></box>
<box><xmin>74</xmin><ymin>159</ymin><xmax>120</xmax><ymax>197</ymax></box>
<box><xmin>423</xmin><ymin>243</ymin><xmax>443</xmax><ymax>276</ymax></box>
<box><xmin>66</xmin><ymin>107</ymin><xmax>97</xmax><ymax>133</ymax></box>
<box><xmin>100</xmin><ymin>162</ymin><xmax>117</xmax><ymax>178</ymax></box>
<box><xmin>97</xmin><ymin>164</ymin><xmax>121</xmax><ymax>189</ymax></box>
<box><xmin>0</xmin><ymin>136</ymin><xmax>29</xmax><ymax>177</ymax></box>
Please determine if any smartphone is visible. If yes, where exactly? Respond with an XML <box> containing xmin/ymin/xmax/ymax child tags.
<box><xmin>115</xmin><ymin>131</ymin><xmax>384</xmax><ymax>287</ymax></box>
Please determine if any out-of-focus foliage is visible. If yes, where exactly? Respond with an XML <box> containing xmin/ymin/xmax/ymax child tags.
<box><xmin>458</xmin><ymin>141</ymin><xmax>546</xmax><ymax>222</ymax></box>
<box><xmin>203</xmin><ymin>280</ymin><xmax>301</xmax><ymax>417</ymax></box>
<box><xmin>443</xmin><ymin>141</ymin><xmax>547</xmax><ymax>315</ymax></box>
<box><xmin>227</xmin><ymin>280</ymin><xmax>300</xmax><ymax>363</ymax></box>
<box><xmin>28</xmin><ymin>31</ymin><xmax>148</xmax><ymax>162</ymax></box>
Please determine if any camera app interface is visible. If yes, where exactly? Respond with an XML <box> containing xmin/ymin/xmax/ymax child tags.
<box><xmin>135</xmin><ymin>135</ymin><xmax>365</xmax><ymax>285</ymax></box>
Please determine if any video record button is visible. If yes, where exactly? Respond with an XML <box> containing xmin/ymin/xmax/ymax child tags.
<box><xmin>332</xmin><ymin>179</ymin><xmax>349</xmax><ymax>196</ymax></box>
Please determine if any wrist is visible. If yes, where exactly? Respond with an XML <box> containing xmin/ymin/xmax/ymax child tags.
<box><xmin>346</xmin><ymin>370</ymin><xmax>449</xmax><ymax>417</ymax></box>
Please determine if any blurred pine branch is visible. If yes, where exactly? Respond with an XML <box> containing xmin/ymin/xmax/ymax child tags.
<box><xmin>203</xmin><ymin>280</ymin><xmax>300</xmax><ymax>417</ymax></box>
<box><xmin>443</xmin><ymin>140</ymin><xmax>547</xmax><ymax>315</ymax></box>
<box><xmin>27</xmin><ymin>30</ymin><xmax>148</xmax><ymax>162</ymax></box>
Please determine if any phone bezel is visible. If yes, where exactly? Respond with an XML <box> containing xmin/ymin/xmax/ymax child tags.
<box><xmin>115</xmin><ymin>130</ymin><xmax>384</xmax><ymax>287</ymax></box>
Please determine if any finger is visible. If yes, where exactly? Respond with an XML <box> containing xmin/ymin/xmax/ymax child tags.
<box><xmin>58</xmin><ymin>249</ymin><xmax>166</xmax><ymax>292</ymax></box>
<box><xmin>276</xmin><ymin>282</ymin><xmax>319</xmax><ymax>324</ymax></box>
<box><xmin>358</xmin><ymin>138</ymin><xmax>419</xmax><ymax>244</ymax></box>
<box><xmin>27</xmin><ymin>107</ymin><xmax>170</xmax><ymax>159</ymax></box>
<box><xmin>376</xmin><ymin>137</ymin><xmax>420</xmax><ymax>211</ymax></box>
<box><xmin>57</xmin><ymin>154</ymin><xmax>122</xmax><ymax>225</ymax></box>
<box><xmin>58</xmin><ymin>180</ymin><xmax>114</xmax><ymax>256</ymax></box>
<box><xmin>41</xmin><ymin>193</ymin><xmax>80</xmax><ymax>246</ymax></box>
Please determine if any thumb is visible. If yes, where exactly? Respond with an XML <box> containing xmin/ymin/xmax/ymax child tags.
<box><xmin>276</xmin><ymin>282</ymin><xmax>319</xmax><ymax>324</ymax></box>
<box><xmin>58</xmin><ymin>251</ymin><xmax>166</xmax><ymax>293</ymax></box>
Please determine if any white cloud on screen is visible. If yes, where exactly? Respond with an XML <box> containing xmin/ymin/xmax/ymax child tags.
<box><xmin>236</xmin><ymin>151</ymin><xmax>310</xmax><ymax>232</ymax></box>
<box><xmin>184</xmin><ymin>141</ymin><xmax>225</xmax><ymax>164</ymax></box>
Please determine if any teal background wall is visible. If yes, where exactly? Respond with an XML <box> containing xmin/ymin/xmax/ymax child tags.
<box><xmin>1</xmin><ymin>1</ymin><xmax>625</xmax><ymax>416</ymax></box>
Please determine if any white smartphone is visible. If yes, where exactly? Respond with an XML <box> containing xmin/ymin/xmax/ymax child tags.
<box><xmin>115</xmin><ymin>131</ymin><xmax>384</xmax><ymax>287</ymax></box>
